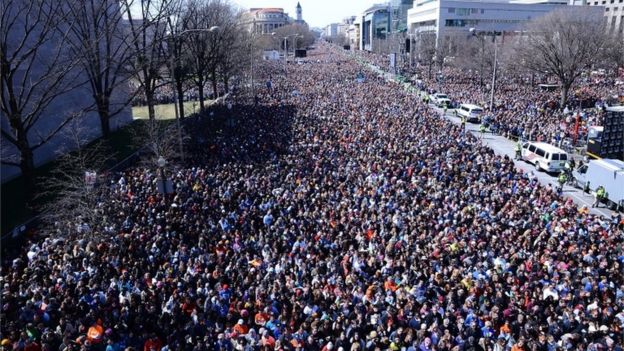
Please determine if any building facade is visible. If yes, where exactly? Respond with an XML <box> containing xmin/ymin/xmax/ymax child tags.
<box><xmin>325</xmin><ymin>23</ymin><xmax>340</xmax><ymax>37</ymax></box>
<box><xmin>570</xmin><ymin>0</ymin><xmax>624</xmax><ymax>34</ymax></box>
<box><xmin>407</xmin><ymin>0</ymin><xmax>568</xmax><ymax>41</ymax></box>
<box><xmin>362</xmin><ymin>4</ymin><xmax>392</xmax><ymax>51</ymax></box>
<box><xmin>248</xmin><ymin>8</ymin><xmax>290</xmax><ymax>34</ymax></box>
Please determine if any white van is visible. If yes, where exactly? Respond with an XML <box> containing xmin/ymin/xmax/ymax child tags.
<box><xmin>521</xmin><ymin>142</ymin><xmax>568</xmax><ymax>172</ymax></box>
<box><xmin>455</xmin><ymin>104</ymin><xmax>484</xmax><ymax>123</ymax></box>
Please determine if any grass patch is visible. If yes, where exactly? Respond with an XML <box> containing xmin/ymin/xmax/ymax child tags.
<box><xmin>132</xmin><ymin>102</ymin><xmax>200</xmax><ymax>120</ymax></box>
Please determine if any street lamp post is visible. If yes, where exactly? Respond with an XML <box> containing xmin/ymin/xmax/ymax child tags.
<box><xmin>282</xmin><ymin>34</ymin><xmax>301</xmax><ymax>77</ymax></box>
<box><xmin>157</xmin><ymin>156</ymin><xmax>167</xmax><ymax>195</ymax></box>
<box><xmin>469</xmin><ymin>27</ymin><xmax>498</xmax><ymax>111</ymax></box>
<box><xmin>168</xmin><ymin>26</ymin><xmax>220</xmax><ymax>162</ymax></box>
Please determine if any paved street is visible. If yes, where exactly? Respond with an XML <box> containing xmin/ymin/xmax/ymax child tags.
<box><xmin>434</xmin><ymin>106</ymin><xmax>617</xmax><ymax>217</ymax></box>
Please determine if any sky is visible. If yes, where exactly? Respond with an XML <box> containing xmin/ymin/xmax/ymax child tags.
<box><xmin>233</xmin><ymin>0</ymin><xmax>379</xmax><ymax>28</ymax></box>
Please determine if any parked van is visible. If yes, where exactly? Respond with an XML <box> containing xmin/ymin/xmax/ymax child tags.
<box><xmin>521</xmin><ymin>142</ymin><xmax>568</xmax><ymax>172</ymax></box>
<box><xmin>455</xmin><ymin>104</ymin><xmax>483</xmax><ymax>123</ymax></box>
<box><xmin>573</xmin><ymin>159</ymin><xmax>624</xmax><ymax>209</ymax></box>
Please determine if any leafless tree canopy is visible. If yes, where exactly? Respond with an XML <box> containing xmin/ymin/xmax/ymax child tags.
<box><xmin>121</xmin><ymin>0</ymin><xmax>180</xmax><ymax>120</ymax></box>
<box><xmin>1</xmin><ymin>0</ymin><xmax>83</xmax><ymax>192</ymax></box>
<box><xmin>273</xmin><ymin>24</ymin><xmax>316</xmax><ymax>49</ymax></box>
<box><xmin>516</xmin><ymin>7</ymin><xmax>607</xmax><ymax>107</ymax></box>
<box><xmin>38</xmin><ymin>118</ymin><xmax>114</xmax><ymax>231</ymax></box>
<box><xmin>62</xmin><ymin>0</ymin><xmax>134</xmax><ymax>137</ymax></box>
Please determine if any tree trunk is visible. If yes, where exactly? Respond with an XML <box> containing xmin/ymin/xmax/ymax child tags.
<box><xmin>223</xmin><ymin>75</ymin><xmax>229</xmax><ymax>94</ymax></box>
<box><xmin>197</xmin><ymin>81</ymin><xmax>205</xmax><ymax>111</ymax></box>
<box><xmin>17</xmin><ymin>133</ymin><xmax>36</xmax><ymax>203</ymax></box>
<box><xmin>211</xmin><ymin>69</ymin><xmax>218</xmax><ymax>99</ymax></box>
<box><xmin>176</xmin><ymin>81</ymin><xmax>185</xmax><ymax>119</ymax></box>
<box><xmin>560</xmin><ymin>82</ymin><xmax>571</xmax><ymax>109</ymax></box>
<box><xmin>98</xmin><ymin>109</ymin><xmax>111</xmax><ymax>138</ymax></box>
<box><xmin>146</xmin><ymin>91</ymin><xmax>156</xmax><ymax>120</ymax></box>
<box><xmin>97</xmin><ymin>98</ymin><xmax>111</xmax><ymax>138</ymax></box>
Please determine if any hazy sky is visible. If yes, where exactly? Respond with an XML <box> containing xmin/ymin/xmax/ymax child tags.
<box><xmin>233</xmin><ymin>0</ymin><xmax>378</xmax><ymax>28</ymax></box>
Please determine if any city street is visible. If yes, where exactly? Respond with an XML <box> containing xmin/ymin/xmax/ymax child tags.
<box><xmin>433</xmin><ymin>106</ymin><xmax>617</xmax><ymax>217</ymax></box>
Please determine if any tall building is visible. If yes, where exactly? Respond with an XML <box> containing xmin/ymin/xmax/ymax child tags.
<box><xmin>296</xmin><ymin>2</ymin><xmax>303</xmax><ymax>22</ymax></box>
<box><xmin>324</xmin><ymin>23</ymin><xmax>340</xmax><ymax>37</ymax></box>
<box><xmin>361</xmin><ymin>4</ymin><xmax>392</xmax><ymax>51</ymax></box>
<box><xmin>570</xmin><ymin>0</ymin><xmax>624</xmax><ymax>34</ymax></box>
<box><xmin>390</xmin><ymin>0</ymin><xmax>415</xmax><ymax>32</ymax></box>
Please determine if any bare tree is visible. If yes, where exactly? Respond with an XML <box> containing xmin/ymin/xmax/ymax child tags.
<box><xmin>121</xmin><ymin>0</ymin><xmax>178</xmax><ymax>120</ymax></box>
<box><xmin>182</xmin><ymin>0</ymin><xmax>221</xmax><ymax>110</ymax></box>
<box><xmin>600</xmin><ymin>31</ymin><xmax>624</xmax><ymax>72</ymax></box>
<box><xmin>132</xmin><ymin>118</ymin><xmax>187</xmax><ymax>167</ymax></box>
<box><xmin>517</xmin><ymin>7</ymin><xmax>607</xmax><ymax>108</ymax></box>
<box><xmin>62</xmin><ymin>0</ymin><xmax>134</xmax><ymax>138</ymax></box>
<box><xmin>414</xmin><ymin>32</ymin><xmax>437</xmax><ymax>79</ymax></box>
<box><xmin>217</xmin><ymin>17</ymin><xmax>250</xmax><ymax>94</ymax></box>
<box><xmin>1</xmin><ymin>0</ymin><xmax>82</xmax><ymax>193</ymax></box>
<box><xmin>274</xmin><ymin>24</ymin><xmax>315</xmax><ymax>49</ymax></box>
<box><xmin>165</xmin><ymin>13</ymin><xmax>193</xmax><ymax>120</ymax></box>
<box><xmin>38</xmin><ymin>117</ymin><xmax>114</xmax><ymax>231</ymax></box>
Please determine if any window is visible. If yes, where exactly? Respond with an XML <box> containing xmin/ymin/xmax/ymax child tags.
<box><xmin>536</xmin><ymin>148</ymin><xmax>545</xmax><ymax>157</ymax></box>
<box><xmin>528</xmin><ymin>145</ymin><xmax>536</xmax><ymax>153</ymax></box>
<box><xmin>559</xmin><ymin>154</ymin><xmax>567</xmax><ymax>161</ymax></box>
<box><xmin>606</xmin><ymin>7</ymin><xmax>610</xmax><ymax>10</ymax></box>
<box><xmin>551</xmin><ymin>153</ymin><xmax>559</xmax><ymax>160</ymax></box>
<box><xmin>481</xmin><ymin>9</ymin><xmax>485</xmax><ymax>13</ymax></box>
<box><xmin>448</xmin><ymin>7</ymin><xmax>455</xmax><ymax>13</ymax></box>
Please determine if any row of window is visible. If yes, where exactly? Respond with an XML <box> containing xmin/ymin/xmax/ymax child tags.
<box><xmin>595</xmin><ymin>0</ymin><xmax>623</xmax><ymax>4</ymax></box>
<box><xmin>445</xmin><ymin>18</ymin><xmax>523</xmax><ymax>27</ymax></box>
<box><xmin>448</xmin><ymin>8</ymin><xmax>486</xmax><ymax>15</ymax></box>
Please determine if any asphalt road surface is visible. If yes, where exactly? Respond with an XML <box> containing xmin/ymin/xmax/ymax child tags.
<box><xmin>432</xmin><ymin>105</ymin><xmax>617</xmax><ymax>217</ymax></box>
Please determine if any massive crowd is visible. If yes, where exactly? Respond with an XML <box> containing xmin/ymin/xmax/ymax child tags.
<box><xmin>354</xmin><ymin>50</ymin><xmax>624</xmax><ymax>146</ymax></box>
<box><xmin>1</xmin><ymin>43</ymin><xmax>624</xmax><ymax>351</ymax></box>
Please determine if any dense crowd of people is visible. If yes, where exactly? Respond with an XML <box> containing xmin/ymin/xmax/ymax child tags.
<box><xmin>1</xmin><ymin>43</ymin><xmax>624</xmax><ymax>351</ymax></box>
<box><xmin>354</xmin><ymin>50</ymin><xmax>624</xmax><ymax>145</ymax></box>
<box><xmin>130</xmin><ymin>81</ymin><xmax>229</xmax><ymax>107</ymax></box>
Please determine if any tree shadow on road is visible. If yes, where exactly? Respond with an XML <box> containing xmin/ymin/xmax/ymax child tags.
<box><xmin>183</xmin><ymin>102</ymin><xmax>296</xmax><ymax>167</ymax></box>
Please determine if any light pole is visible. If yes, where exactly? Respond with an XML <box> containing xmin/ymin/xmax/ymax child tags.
<box><xmin>469</xmin><ymin>28</ymin><xmax>498</xmax><ymax>111</ymax></box>
<box><xmin>157</xmin><ymin>156</ymin><xmax>167</xmax><ymax>195</ymax></box>
<box><xmin>168</xmin><ymin>26</ymin><xmax>220</xmax><ymax>162</ymax></box>
<box><xmin>282</xmin><ymin>34</ymin><xmax>300</xmax><ymax>77</ymax></box>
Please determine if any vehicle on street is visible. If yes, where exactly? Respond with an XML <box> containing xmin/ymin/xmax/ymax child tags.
<box><xmin>430</xmin><ymin>93</ymin><xmax>451</xmax><ymax>107</ymax></box>
<box><xmin>455</xmin><ymin>103</ymin><xmax>484</xmax><ymax>123</ymax></box>
<box><xmin>573</xmin><ymin>159</ymin><xmax>624</xmax><ymax>210</ymax></box>
<box><xmin>521</xmin><ymin>142</ymin><xmax>568</xmax><ymax>173</ymax></box>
